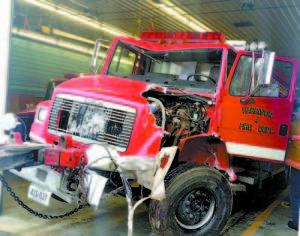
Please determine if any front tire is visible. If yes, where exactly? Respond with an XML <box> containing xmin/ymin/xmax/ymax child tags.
<box><xmin>149</xmin><ymin>164</ymin><xmax>232</xmax><ymax>236</ymax></box>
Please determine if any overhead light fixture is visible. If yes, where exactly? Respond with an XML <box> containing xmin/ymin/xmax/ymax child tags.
<box><xmin>12</xmin><ymin>28</ymin><xmax>135</xmax><ymax>66</ymax></box>
<box><xmin>22</xmin><ymin>0</ymin><xmax>138</xmax><ymax>38</ymax></box>
<box><xmin>241</xmin><ymin>0</ymin><xmax>254</xmax><ymax>10</ymax></box>
<box><xmin>52</xmin><ymin>28</ymin><xmax>96</xmax><ymax>45</ymax></box>
<box><xmin>40</xmin><ymin>26</ymin><xmax>109</xmax><ymax>48</ymax></box>
<box><xmin>52</xmin><ymin>28</ymin><xmax>109</xmax><ymax>48</ymax></box>
<box><xmin>12</xmin><ymin>27</ymin><xmax>95</xmax><ymax>55</ymax></box>
<box><xmin>147</xmin><ymin>0</ymin><xmax>212</xmax><ymax>32</ymax></box>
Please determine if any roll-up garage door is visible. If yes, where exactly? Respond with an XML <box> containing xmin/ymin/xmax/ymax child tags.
<box><xmin>8</xmin><ymin>37</ymin><xmax>92</xmax><ymax>97</ymax></box>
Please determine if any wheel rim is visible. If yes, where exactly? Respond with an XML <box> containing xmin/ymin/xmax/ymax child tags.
<box><xmin>175</xmin><ymin>188</ymin><xmax>215</xmax><ymax>230</ymax></box>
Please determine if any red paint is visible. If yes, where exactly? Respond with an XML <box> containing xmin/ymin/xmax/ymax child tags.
<box><xmin>160</xmin><ymin>155</ymin><xmax>169</xmax><ymax>169</ymax></box>
<box><xmin>43</xmin><ymin>137</ymin><xmax>86</xmax><ymax>168</ymax></box>
<box><xmin>140</xmin><ymin>31</ymin><xmax>225</xmax><ymax>43</ymax></box>
<box><xmin>218</xmin><ymin>52</ymin><xmax>298</xmax><ymax>155</ymax></box>
<box><xmin>43</xmin><ymin>147</ymin><xmax>86</xmax><ymax>168</ymax></box>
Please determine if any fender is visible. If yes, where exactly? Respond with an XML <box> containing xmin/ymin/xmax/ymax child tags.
<box><xmin>178</xmin><ymin>135</ymin><xmax>236</xmax><ymax>181</ymax></box>
<box><xmin>85</xmin><ymin>144</ymin><xmax>178</xmax><ymax>200</ymax></box>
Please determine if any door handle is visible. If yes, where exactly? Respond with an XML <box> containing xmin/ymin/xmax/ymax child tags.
<box><xmin>240</xmin><ymin>98</ymin><xmax>256</xmax><ymax>104</ymax></box>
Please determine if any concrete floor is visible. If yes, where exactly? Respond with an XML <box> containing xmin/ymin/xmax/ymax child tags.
<box><xmin>0</xmin><ymin>172</ymin><xmax>297</xmax><ymax>236</ymax></box>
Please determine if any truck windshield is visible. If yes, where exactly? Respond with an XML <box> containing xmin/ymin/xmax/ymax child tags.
<box><xmin>107</xmin><ymin>42</ymin><xmax>223</xmax><ymax>94</ymax></box>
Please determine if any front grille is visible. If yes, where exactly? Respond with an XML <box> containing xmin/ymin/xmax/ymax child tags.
<box><xmin>48</xmin><ymin>94</ymin><xmax>136</xmax><ymax>152</ymax></box>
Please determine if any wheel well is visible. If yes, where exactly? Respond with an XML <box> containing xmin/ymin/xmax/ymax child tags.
<box><xmin>177</xmin><ymin>136</ymin><xmax>230</xmax><ymax>171</ymax></box>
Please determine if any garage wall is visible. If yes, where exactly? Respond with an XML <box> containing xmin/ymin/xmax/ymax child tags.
<box><xmin>8</xmin><ymin>37</ymin><xmax>92</xmax><ymax>98</ymax></box>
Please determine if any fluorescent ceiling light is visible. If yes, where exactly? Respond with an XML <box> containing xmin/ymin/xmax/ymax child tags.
<box><xmin>25</xmin><ymin>0</ymin><xmax>55</xmax><ymax>11</ymax></box>
<box><xmin>12</xmin><ymin>28</ymin><xmax>133</xmax><ymax>65</ymax></box>
<box><xmin>12</xmin><ymin>27</ymin><xmax>94</xmax><ymax>55</ymax></box>
<box><xmin>146</xmin><ymin>0</ymin><xmax>211</xmax><ymax>32</ymax></box>
<box><xmin>53</xmin><ymin>29</ymin><xmax>95</xmax><ymax>44</ymax></box>
<box><xmin>52</xmin><ymin>29</ymin><xmax>109</xmax><ymax>48</ymax></box>
<box><xmin>22</xmin><ymin>0</ymin><xmax>137</xmax><ymax>38</ymax></box>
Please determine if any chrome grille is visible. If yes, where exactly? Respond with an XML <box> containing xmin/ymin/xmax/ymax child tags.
<box><xmin>48</xmin><ymin>94</ymin><xmax>136</xmax><ymax>152</ymax></box>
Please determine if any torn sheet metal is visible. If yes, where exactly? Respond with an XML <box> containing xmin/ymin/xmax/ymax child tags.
<box><xmin>86</xmin><ymin>144</ymin><xmax>178</xmax><ymax>201</ymax></box>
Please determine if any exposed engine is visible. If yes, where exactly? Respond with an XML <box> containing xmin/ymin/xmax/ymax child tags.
<box><xmin>143</xmin><ymin>86</ymin><xmax>211</xmax><ymax>147</ymax></box>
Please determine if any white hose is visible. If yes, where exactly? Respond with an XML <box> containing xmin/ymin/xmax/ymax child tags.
<box><xmin>128</xmin><ymin>197</ymin><xmax>151</xmax><ymax>236</ymax></box>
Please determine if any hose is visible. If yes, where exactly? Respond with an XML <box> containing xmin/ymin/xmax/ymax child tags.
<box><xmin>147</xmin><ymin>97</ymin><xmax>166</xmax><ymax>130</ymax></box>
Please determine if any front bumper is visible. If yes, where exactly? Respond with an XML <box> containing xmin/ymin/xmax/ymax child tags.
<box><xmin>1</xmin><ymin>130</ymin><xmax>177</xmax><ymax>208</ymax></box>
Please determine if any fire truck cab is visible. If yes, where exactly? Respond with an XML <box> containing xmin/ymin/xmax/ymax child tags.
<box><xmin>16</xmin><ymin>31</ymin><xmax>299</xmax><ymax>235</ymax></box>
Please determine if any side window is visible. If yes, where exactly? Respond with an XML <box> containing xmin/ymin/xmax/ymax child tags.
<box><xmin>229</xmin><ymin>55</ymin><xmax>252</xmax><ymax>96</ymax></box>
<box><xmin>250</xmin><ymin>59</ymin><xmax>293</xmax><ymax>98</ymax></box>
<box><xmin>108</xmin><ymin>45</ymin><xmax>136</xmax><ymax>76</ymax></box>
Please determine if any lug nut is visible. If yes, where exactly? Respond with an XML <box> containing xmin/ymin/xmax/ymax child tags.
<box><xmin>190</xmin><ymin>194</ymin><xmax>195</xmax><ymax>200</ymax></box>
<box><xmin>196</xmin><ymin>191</ymin><xmax>201</xmax><ymax>196</ymax></box>
<box><xmin>185</xmin><ymin>209</ymin><xmax>190</xmax><ymax>214</ymax></box>
<box><xmin>185</xmin><ymin>201</ymin><xmax>191</xmax><ymax>206</ymax></box>
<box><xmin>189</xmin><ymin>214</ymin><xmax>194</xmax><ymax>219</ymax></box>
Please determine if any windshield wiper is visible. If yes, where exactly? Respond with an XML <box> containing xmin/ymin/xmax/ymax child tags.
<box><xmin>122</xmin><ymin>42</ymin><xmax>161</xmax><ymax>64</ymax></box>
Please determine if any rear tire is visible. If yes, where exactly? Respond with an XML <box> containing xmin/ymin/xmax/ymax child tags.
<box><xmin>149</xmin><ymin>164</ymin><xmax>232</xmax><ymax>236</ymax></box>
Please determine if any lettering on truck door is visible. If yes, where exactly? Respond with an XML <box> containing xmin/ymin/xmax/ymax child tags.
<box><xmin>218</xmin><ymin>52</ymin><xmax>298</xmax><ymax>161</ymax></box>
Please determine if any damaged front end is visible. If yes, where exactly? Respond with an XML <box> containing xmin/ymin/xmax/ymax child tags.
<box><xmin>0</xmin><ymin>109</ymin><xmax>178</xmax><ymax>207</ymax></box>
<box><xmin>0</xmin><ymin>119</ymin><xmax>177</xmax><ymax>236</ymax></box>
<box><xmin>2</xmin><ymin>78</ymin><xmax>215</xmax><ymax>204</ymax></box>
<box><xmin>0</xmin><ymin>74</ymin><xmax>215</xmax><ymax>235</ymax></box>
<box><xmin>10</xmin><ymin>140</ymin><xmax>177</xmax><ymax>207</ymax></box>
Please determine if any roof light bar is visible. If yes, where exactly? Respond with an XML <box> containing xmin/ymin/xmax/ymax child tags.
<box><xmin>140</xmin><ymin>31</ymin><xmax>225</xmax><ymax>43</ymax></box>
<box><xmin>23</xmin><ymin>0</ymin><xmax>137</xmax><ymax>38</ymax></box>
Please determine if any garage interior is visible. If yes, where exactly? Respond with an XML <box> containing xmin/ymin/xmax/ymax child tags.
<box><xmin>6</xmin><ymin>0</ymin><xmax>300</xmax><ymax>114</ymax></box>
<box><xmin>0</xmin><ymin>0</ymin><xmax>300</xmax><ymax>235</ymax></box>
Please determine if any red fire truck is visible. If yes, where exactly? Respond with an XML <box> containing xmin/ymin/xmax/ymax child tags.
<box><xmin>0</xmin><ymin>31</ymin><xmax>298</xmax><ymax>235</ymax></box>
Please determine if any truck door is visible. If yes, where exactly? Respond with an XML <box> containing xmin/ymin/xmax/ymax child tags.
<box><xmin>218</xmin><ymin>51</ymin><xmax>298</xmax><ymax>162</ymax></box>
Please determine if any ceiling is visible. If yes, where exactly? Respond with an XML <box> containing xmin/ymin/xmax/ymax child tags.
<box><xmin>14</xmin><ymin>0</ymin><xmax>300</xmax><ymax>60</ymax></box>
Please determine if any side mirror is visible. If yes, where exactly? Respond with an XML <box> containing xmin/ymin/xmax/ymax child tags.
<box><xmin>250</xmin><ymin>50</ymin><xmax>276</xmax><ymax>97</ymax></box>
<box><xmin>90</xmin><ymin>39</ymin><xmax>102</xmax><ymax>73</ymax></box>
<box><xmin>257</xmin><ymin>51</ymin><xmax>275</xmax><ymax>85</ymax></box>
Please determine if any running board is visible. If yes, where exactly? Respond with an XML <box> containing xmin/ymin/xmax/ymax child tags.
<box><xmin>236</xmin><ymin>167</ymin><xmax>285</xmax><ymax>185</ymax></box>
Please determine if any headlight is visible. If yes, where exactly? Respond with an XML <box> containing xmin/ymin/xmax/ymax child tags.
<box><xmin>37</xmin><ymin>108</ymin><xmax>48</xmax><ymax>122</ymax></box>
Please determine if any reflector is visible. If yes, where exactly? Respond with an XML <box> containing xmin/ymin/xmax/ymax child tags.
<box><xmin>160</xmin><ymin>154</ymin><xmax>169</xmax><ymax>169</ymax></box>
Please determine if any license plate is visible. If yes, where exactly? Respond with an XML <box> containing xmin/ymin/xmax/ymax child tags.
<box><xmin>28</xmin><ymin>184</ymin><xmax>52</xmax><ymax>207</ymax></box>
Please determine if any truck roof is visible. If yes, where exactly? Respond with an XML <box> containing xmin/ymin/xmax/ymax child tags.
<box><xmin>111</xmin><ymin>35</ymin><xmax>238</xmax><ymax>52</ymax></box>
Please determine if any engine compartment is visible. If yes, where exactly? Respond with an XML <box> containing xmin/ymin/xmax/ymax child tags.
<box><xmin>142</xmin><ymin>86</ymin><xmax>211</xmax><ymax>147</ymax></box>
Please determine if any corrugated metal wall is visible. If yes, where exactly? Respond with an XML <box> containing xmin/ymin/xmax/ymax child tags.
<box><xmin>8</xmin><ymin>37</ymin><xmax>91</xmax><ymax>97</ymax></box>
